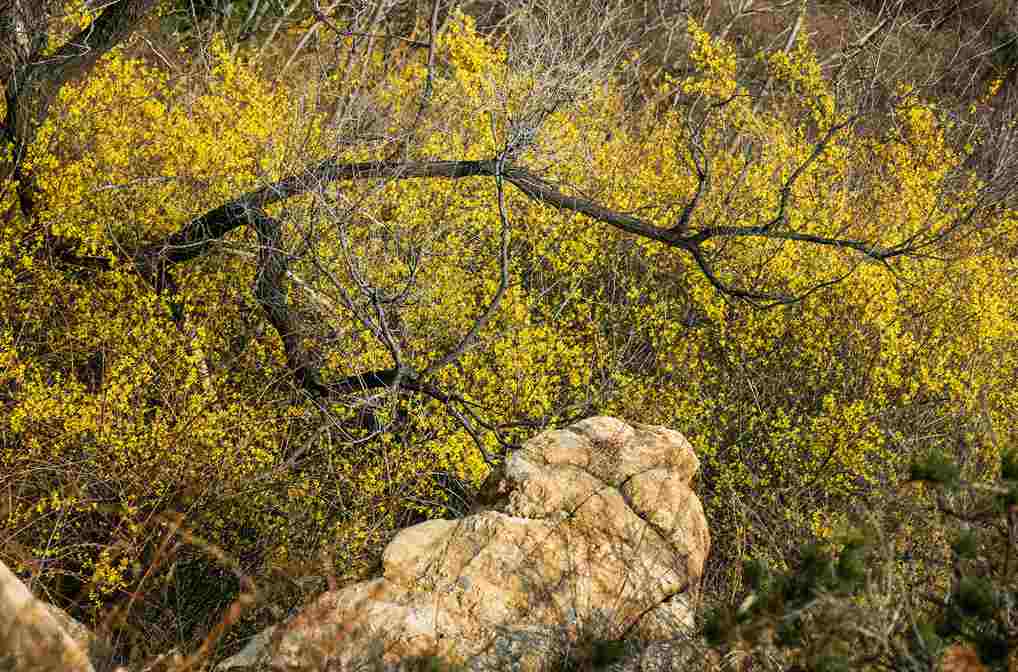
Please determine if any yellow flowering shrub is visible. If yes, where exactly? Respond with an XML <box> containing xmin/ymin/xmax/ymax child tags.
<box><xmin>1</xmin><ymin>11</ymin><xmax>1015</xmax><ymax>633</ymax></box>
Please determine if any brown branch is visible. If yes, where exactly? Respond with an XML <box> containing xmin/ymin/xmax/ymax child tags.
<box><xmin>248</xmin><ymin>207</ymin><xmax>331</xmax><ymax>397</ymax></box>
<box><xmin>142</xmin><ymin>158</ymin><xmax>684</xmax><ymax>271</ymax></box>
<box><xmin>37</xmin><ymin>132</ymin><xmax>966</xmax><ymax>328</ymax></box>
<box><xmin>42</xmin><ymin>140</ymin><xmax>972</xmax><ymax>406</ymax></box>
<box><xmin>224</xmin><ymin>197</ymin><xmax>501</xmax><ymax>455</ymax></box>
<box><xmin>687</xmin><ymin>244</ymin><xmax>792</xmax><ymax>305</ymax></box>
<box><xmin>65</xmin><ymin>150</ymin><xmax>944</xmax><ymax>315</ymax></box>
<box><xmin>241</xmin><ymin>204</ymin><xmax>461</xmax><ymax>409</ymax></box>
<box><xmin>684</xmin><ymin>225</ymin><xmax>896</xmax><ymax>259</ymax></box>
<box><xmin>2</xmin><ymin>0</ymin><xmax>158</xmax><ymax>216</ymax></box>
<box><xmin>502</xmin><ymin>166</ymin><xmax>678</xmax><ymax>243</ymax></box>
<box><xmin>28</xmin><ymin>139</ymin><xmax>980</xmax><ymax>450</ymax></box>
<box><xmin>763</xmin><ymin>116</ymin><xmax>859</xmax><ymax>231</ymax></box>
<box><xmin>424</xmin><ymin>141</ymin><xmax>514</xmax><ymax>376</ymax></box>
<box><xmin>667</xmin><ymin>107</ymin><xmax>709</xmax><ymax>236</ymax></box>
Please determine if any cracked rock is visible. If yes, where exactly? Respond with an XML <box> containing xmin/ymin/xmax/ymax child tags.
<box><xmin>217</xmin><ymin>417</ymin><xmax>709</xmax><ymax>672</ymax></box>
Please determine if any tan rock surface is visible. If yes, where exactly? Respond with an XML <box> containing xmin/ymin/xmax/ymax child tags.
<box><xmin>218</xmin><ymin>417</ymin><xmax>709</xmax><ymax>671</ymax></box>
<box><xmin>0</xmin><ymin>559</ymin><xmax>96</xmax><ymax>672</ymax></box>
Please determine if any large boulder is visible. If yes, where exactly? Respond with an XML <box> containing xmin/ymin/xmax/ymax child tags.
<box><xmin>220</xmin><ymin>417</ymin><xmax>709</xmax><ymax>671</ymax></box>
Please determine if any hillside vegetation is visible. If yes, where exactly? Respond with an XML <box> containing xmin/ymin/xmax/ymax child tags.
<box><xmin>1</xmin><ymin>0</ymin><xmax>1016</xmax><ymax>668</ymax></box>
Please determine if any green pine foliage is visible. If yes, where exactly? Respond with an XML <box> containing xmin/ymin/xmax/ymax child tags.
<box><xmin>703</xmin><ymin>445</ymin><xmax>1018</xmax><ymax>671</ymax></box>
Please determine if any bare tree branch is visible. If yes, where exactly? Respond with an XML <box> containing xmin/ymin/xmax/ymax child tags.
<box><xmin>248</xmin><ymin>206</ymin><xmax>332</xmax><ymax>397</ymax></box>
<box><xmin>2</xmin><ymin>0</ymin><xmax>158</xmax><ymax>216</ymax></box>
<box><xmin>18</xmin><ymin>0</ymin><xmax>1008</xmax><ymax>454</ymax></box>
<box><xmin>423</xmin><ymin>113</ymin><xmax>514</xmax><ymax>377</ymax></box>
